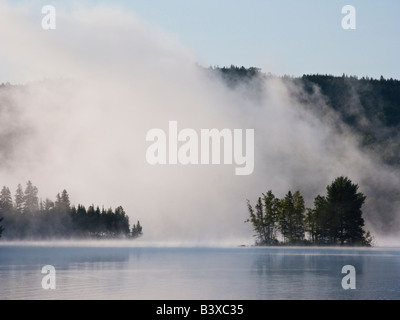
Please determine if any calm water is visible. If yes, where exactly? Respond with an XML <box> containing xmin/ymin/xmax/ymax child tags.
<box><xmin>1</xmin><ymin>243</ymin><xmax>400</xmax><ymax>300</ymax></box>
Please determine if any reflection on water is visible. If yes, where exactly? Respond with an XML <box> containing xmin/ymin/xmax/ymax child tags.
<box><xmin>0</xmin><ymin>244</ymin><xmax>399</xmax><ymax>300</ymax></box>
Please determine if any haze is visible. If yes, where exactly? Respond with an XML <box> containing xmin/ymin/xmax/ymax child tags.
<box><xmin>0</xmin><ymin>3</ymin><xmax>399</xmax><ymax>245</ymax></box>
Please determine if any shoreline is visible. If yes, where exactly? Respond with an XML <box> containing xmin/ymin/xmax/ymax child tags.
<box><xmin>0</xmin><ymin>239</ymin><xmax>399</xmax><ymax>249</ymax></box>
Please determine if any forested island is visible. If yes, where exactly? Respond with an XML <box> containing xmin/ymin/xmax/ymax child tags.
<box><xmin>246</xmin><ymin>176</ymin><xmax>373</xmax><ymax>246</ymax></box>
<box><xmin>0</xmin><ymin>181</ymin><xmax>142</xmax><ymax>240</ymax></box>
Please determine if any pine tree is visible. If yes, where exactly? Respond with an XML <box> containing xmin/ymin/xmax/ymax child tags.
<box><xmin>246</xmin><ymin>197</ymin><xmax>265</xmax><ymax>245</ymax></box>
<box><xmin>54</xmin><ymin>193</ymin><xmax>62</xmax><ymax>210</ymax></box>
<box><xmin>61</xmin><ymin>190</ymin><xmax>70</xmax><ymax>210</ymax></box>
<box><xmin>132</xmin><ymin>220</ymin><xmax>143</xmax><ymax>238</ymax></box>
<box><xmin>325</xmin><ymin>176</ymin><xmax>367</xmax><ymax>245</ymax></box>
<box><xmin>277</xmin><ymin>191</ymin><xmax>306</xmax><ymax>244</ymax></box>
<box><xmin>23</xmin><ymin>181</ymin><xmax>39</xmax><ymax>214</ymax></box>
<box><xmin>136</xmin><ymin>221</ymin><xmax>142</xmax><ymax>236</ymax></box>
<box><xmin>279</xmin><ymin>191</ymin><xmax>294</xmax><ymax>243</ymax></box>
<box><xmin>15</xmin><ymin>184</ymin><xmax>24</xmax><ymax>214</ymax></box>
<box><xmin>114</xmin><ymin>206</ymin><xmax>130</xmax><ymax>235</ymax></box>
<box><xmin>254</xmin><ymin>197</ymin><xmax>265</xmax><ymax>244</ymax></box>
<box><xmin>305</xmin><ymin>195</ymin><xmax>328</xmax><ymax>243</ymax></box>
<box><xmin>42</xmin><ymin>199</ymin><xmax>54</xmax><ymax>212</ymax></box>
<box><xmin>262</xmin><ymin>190</ymin><xmax>279</xmax><ymax>244</ymax></box>
<box><xmin>292</xmin><ymin>191</ymin><xmax>306</xmax><ymax>242</ymax></box>
<box><xmin>313</xmin><ymin>195</ymin><xmax>329</xmax><ymax>243</ymax></box>
<box><xmin>0</xmin><ymin>186</ymin><xmax>13</xmax><ymax>213</ymax></box>
<box><xmin>305</xmin><ymin>208</ymin><xmax>318</xmax><ymax>242</ymax></box>
<box><xmin>55</xmin><ymin>190</ymin><xmax>71</xmax><ymax>213</ymax></box>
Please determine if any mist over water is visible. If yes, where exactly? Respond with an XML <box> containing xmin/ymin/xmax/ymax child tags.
<box><xmin>0</xmin><ymin>3</ymin><xmax>399</xmax><ymax>245</ymax></box>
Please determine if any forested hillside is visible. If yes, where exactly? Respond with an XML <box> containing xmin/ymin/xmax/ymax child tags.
<box><xmin>211</xmin><ymin>66</ymin><xmax>400</xmax><ymax>167</ymax></box>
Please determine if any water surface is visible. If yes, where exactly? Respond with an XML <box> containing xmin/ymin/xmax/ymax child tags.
<box><xmin>1</xmin><ymin>243</ymin><xmax>399</xmax><ymax>300</ymax></box>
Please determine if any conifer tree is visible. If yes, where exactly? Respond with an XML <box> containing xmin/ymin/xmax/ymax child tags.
<box><xmin>325</xmin><ymin>176</ymin><xmax>367</xmax><ymax>245</ymax></box>
<box><xmin>262</xmin><ymin>191</ymin><xmax>279</xmax><ymax>244</ymax></box>
<box><xmin>292</xmin><ymin>191</ymin><xmax>306</xmax><ymax>242</ymax></box>
<box><xmin>0</xmin><ymin>186</ymin><xmax>13</xmax><ymax>213</ymax></box>
<box><xmin>132</xmin><ymin>220</ymin><xmax>143</xmax><ymax>238</ymax></box>
<box><xmin>23</xmin><ymin>181</ymin><xmax>39</xmax><ymax>214</ymax></box>
<box><xmin>15</xmin><ymin>184</ymin><xmax>24</xmax><ymax>214</ymax></box>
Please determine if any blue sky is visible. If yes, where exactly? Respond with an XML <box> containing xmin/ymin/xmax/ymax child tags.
<box><xmin>113</xmin><ymin>0</ymin><xmax>400</xmax><ymax>79</ymax></box>
<box><xmin>4</xmin><ymin>0</ymin><xmax>400</xmax><ymax>79</ymax></box>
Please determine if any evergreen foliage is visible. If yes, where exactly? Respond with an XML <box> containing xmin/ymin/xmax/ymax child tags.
<box><xmin>211</xmin><ymin>66</ymin><xmax>400</xmax><ymax>167</ymax></box>
<box><xmin>0</xmin><ymin>181</ymin><xmax>142</xmax><ymax>240</ymax></box>
<box><xmin>246</xmin><ymin>177</ymin><xmax>372</xmax><ymax>246</ymax></box>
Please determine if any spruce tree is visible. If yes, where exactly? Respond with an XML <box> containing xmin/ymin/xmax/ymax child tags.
<box><xmin>0</xmin><ymin>186</ymin><xmax>13</xmax><ymax>213</ymax></box>
<box><xmin>313</xmin><ymin>195</ymin><xmax>330</xmax><ymax>243</ymax></box>
<box><xmin>42</xmin><ymin>199</ymin><xmax>55</xmax><ymax>212</ymax></box>
<box><xmin>15</xmin><ymin>184</ymin><xmax>24</xmax><ymax>214</ymax></box>
<box><xmin>305</xmin><ymin>208</ymin><xmax>318</xmax><ymax>242</ymax></box>
<box><xmin>279</xmin><ymin>191</ymin><xmax>294</xmax><ymax>243</ymax></box>
<box><xmin>132</xmin><ymin>221</ymin><xmax>143</xmax><ymax>238</ymax></box>
<box><xmin>325</xmin><ymin>176</ymin><xmax>367</xmax><ymax>245</ymax></box>
<box><xmin>262</xmin><ymin>191</ymin><xmax>279</xmax><ymax>244</ymax></box>
<box><xmin>292</xmin><ymin>191</ymin><xmax>306</xmax><ymax>242</ymax></box>
<box><xmin>23</xmin><ymin>181</ymin><xmax>39</xmax><ymax>214</ymax></box>
<box><xmin>246</xmin><ymin>197</ymin><xmax>266</xmax><ymax>245</ymax></box>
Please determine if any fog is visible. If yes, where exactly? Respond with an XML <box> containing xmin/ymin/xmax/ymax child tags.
<box><xmin>0</xmin><ymin>3</ymin><xmax>399</xmax><ymax>245</ymax></box>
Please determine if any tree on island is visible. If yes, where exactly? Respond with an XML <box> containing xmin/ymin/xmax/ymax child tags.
<box><xmin>278</xmin><ymin>191</ymin><xmax>306</xmax><ymax>244</ymax></box>
<box><xmin>246</xmin><ymin>191</ymin><xmax>279</xmax><ymax>245</ymax></box>
<box><xmin>0</xmin><ymin>181</ymin><xmax>143</xmax><ymax>240</ymax></box>
<box><xmin>246</xmin><ymin>176</ymin><xmax>372</xmax><ymax>246</ymax></box>
<box><xmin>131</xmin><ymin>221</ymin><xmax>143</xmax><ymax>239</ymax></box>
<box><xmin>322</xmin><ymin>176</ymin><xmax>368</xmax><ymax>245</ymax></box>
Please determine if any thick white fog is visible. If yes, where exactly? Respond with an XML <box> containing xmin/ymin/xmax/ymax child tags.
<box><xmin>0</xmin><ymin>3</ymin><xmax>399</xmax><ymax>245</ymax></box>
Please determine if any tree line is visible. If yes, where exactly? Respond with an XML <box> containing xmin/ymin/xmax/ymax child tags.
<box><xmin>246</xmin><ymin>176</ymin><xmax>372</xmax><ymax>246</ymax></box>
<box><xmin>210</xmin><ymin>66</ymin><xmax>400</xmax><ymax>167</ymax></box>
<box><xmin>0</xmin><ymin>181</ymin><xmax>142</xmax><ymax>240</ymax></box>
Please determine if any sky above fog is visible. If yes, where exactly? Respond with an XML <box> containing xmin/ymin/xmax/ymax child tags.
<box><xmin>2</xmin><ymin>0</ymin><xmax>400</xmax><ymax>82</ymax></box>
<box><xmin>0</xmin><ymin>1</ymin><xmax>399</xmax><ymax>245</ymax></box>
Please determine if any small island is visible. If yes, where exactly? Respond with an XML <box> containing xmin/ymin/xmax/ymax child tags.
<box><xmin>246</xmin><ymin>176</ymin><xmax>373</xmax><ymax>246</ymax></box>
<box><xmin>0</xmin><ymin>181</ymin><xmax>142</xmax><ymax>240</ymax></box>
